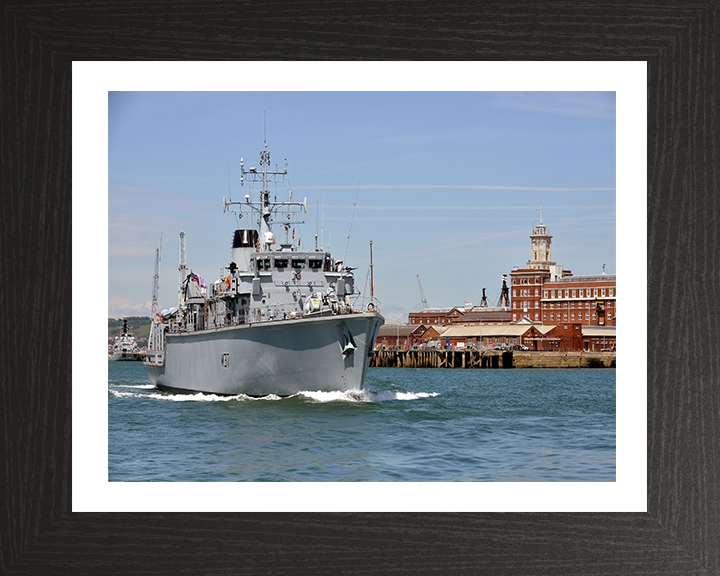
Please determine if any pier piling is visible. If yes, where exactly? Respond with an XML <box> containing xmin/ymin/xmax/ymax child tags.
<box><xmin>369</xmin><ymin>349</ymin><xmax>616</xmax><ymax>369</ymax></box>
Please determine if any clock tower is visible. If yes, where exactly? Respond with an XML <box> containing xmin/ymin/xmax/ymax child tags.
<box><xmin>527</xmin><ymin>205</ymin><xmax>555</xmax><ymax>270</ymax></box>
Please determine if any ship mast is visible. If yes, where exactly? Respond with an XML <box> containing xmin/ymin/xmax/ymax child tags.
<box><xmin>178</xmin><ymin>231</ymin><xmax>186</xmax><ymax>309</ymax></box>
<box><xmin>370</xmin><ymin>240</ymin><xmax>374</xmax><ymax>300</ymax></box>
<box><xmin>225</xmin><ymin>139</ymin><xmax>307</xmax><ymax>251</ymax></box>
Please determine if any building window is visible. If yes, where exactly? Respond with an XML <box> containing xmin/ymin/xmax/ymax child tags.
<box><xmin>610</xmin><ymin>288</ymin><xmax>614</xmax><ymax>297</ymax></box>
<box><xmin>571</xmin><ymin>313</ymin><xmax>575</xmax><ymax>321</ymax></box>
<box><xmin>579</xmin><ymin>289</ymin><xmax>584</xmax><ymax>298</ymax></box>
<box><xmin>601</xmin><ymin>288</ymin><xmax>606</xmax><ymax>297</ymax></box>
<box><xmin>543</xmin><ymin>314</ymin><xmax>547</xmax><ymax>321</ymax></box>
<box><xmin>535</xmin><ymin>301</ymin><xmax>539</xmax><ymax>308</ymax></box>
<box><xmin>564</xmin><ymin>289</ymin><xmax>569</xmax><ymax>298</ymax></box>
<box><xmin>550</xmin><ymin>313</ymin><xmax>554</xmax><ymax>321</ymax></box>
<box><xmin>544</xmin><ymin>290</ymin><xmax>548</xmax><ymax>298</ymax></box>
<box><xmin>594</xmin><ymin>288</ymin><xmax>598</xmax><ymax>297</ymax></box>
<box><xmin>572</xmin><ymin>289</ymin><xmax>576</xmax><ymax>298</ymax></box>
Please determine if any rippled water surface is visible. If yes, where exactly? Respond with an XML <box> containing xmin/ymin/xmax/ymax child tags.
<box><xmin>109</xmin><ymin>362</ymin><xmax>615</xmax><ymax>482</ymax></box>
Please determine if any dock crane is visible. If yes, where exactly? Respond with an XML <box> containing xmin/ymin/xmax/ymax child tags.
<box><xmin>151</xmin><ymin>233</ymin><xmax>162</xmax><ymax>318</ymax></box>
<box><xmin>416</xmin><ymin>274</ymin><xmax>429</xmax><ymax>310</ymax></box>
<box><xmin>496</xmin><ymin>274</ymin><xmax>510</xmax><ymax>308</ymax></box>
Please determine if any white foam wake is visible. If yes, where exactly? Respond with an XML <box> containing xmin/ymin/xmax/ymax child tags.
<box><xmin>146</xmin><ymin>392</ymin><xmax>282</xmax><ymax>402</ymax></box>
<box><xmin>109</xmin><ymin>387</ymin><xmax>438</xmax><ymax>403</ymax></box>
<box><xmin>108</xmin><ymin>388</ymin><xmax>282</xmax><ymax>402</ymax></box>
<box><xmin>297</xmin><ymin>389</ymin><xmax>440</xmax><ymax>403</ymax></box>
<box><xmin>113</xmin><ymin>384</ymin><xmax>155</xmax><ymax>389</ymax></box>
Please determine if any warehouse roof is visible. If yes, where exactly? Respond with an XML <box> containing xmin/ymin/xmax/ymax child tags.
<box><xmin>440</xmin><ymin>325</ymin><xmax>541</xmax><ymax>338</ymax></box>
<box><xmin>582</xmin><ymin>326</ymin><xmax>616</xmax><ymax>337</ymax></box>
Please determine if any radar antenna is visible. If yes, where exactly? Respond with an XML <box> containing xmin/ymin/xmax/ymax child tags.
<box><xmin>227</xmin><ymin>140</ymin><xmax>306</xmax><ymax>251</ymax></box>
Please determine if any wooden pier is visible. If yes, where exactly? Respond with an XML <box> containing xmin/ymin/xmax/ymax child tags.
<box><xmin>371</xmin><ymin>349</ymin><xmax>513</xmax><ymax>369</ymax></box>
<box><xmin>370</xmin><ymin>349</ymin><xmax>616</xmax><ymax>369</ymax></box>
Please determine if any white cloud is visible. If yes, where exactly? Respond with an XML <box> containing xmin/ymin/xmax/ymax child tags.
<box><xmin>108</xmin><ymin>296</ymin><xmax>151</xmax><ymax>318</ymax></box>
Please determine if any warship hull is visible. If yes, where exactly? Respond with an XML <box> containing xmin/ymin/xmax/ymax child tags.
<box><xmin>146</xmin><ymin>312</ymin><xmax>383</xmax><ymax>396</ymax></box>
<box><xmin>113</xmin><ymin>351</ymin><xmax>140</xmax><ymax>361</ymax></box>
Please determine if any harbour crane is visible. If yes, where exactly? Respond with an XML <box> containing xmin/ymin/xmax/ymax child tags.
<box><xmin>496</xmin><ymin>274</ymin><xmax>510</xmax><ymax>308</ymax></box>
<box><xmin>151</xmin><ymin>233</ymin><xmax>162</xmax><ymax>318</ymax></box>
<box><xmin>416</xmin><ymin>274</ymin><xmax>429</xmax><ymax>310</ymax></box>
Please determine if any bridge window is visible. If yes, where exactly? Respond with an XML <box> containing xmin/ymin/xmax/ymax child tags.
<box><xmin>274</xmin><ymin>258</ymin><xmax>288</xmax><ymax>269</ymax></box>
<box><xmin>309</xmin><ymin>259</ymin><xmax>323</xmax><ymax>269</ymax></box>
<box><xmin>291</xmin><ymin>258</ymin><xmax>306</xmax><ymax>269</ymax></box>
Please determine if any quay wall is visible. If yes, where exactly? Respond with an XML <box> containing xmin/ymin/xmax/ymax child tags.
<box><xmin>370</xmin><ymin>350</ymin><xmax>615</xmax><ymax>369</ymax></box>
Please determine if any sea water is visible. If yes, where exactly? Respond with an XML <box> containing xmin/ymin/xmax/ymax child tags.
<box><xmin>108</xmin><ymin>361</ymin><xmax>615</xmax><ymax>482</ymax></box>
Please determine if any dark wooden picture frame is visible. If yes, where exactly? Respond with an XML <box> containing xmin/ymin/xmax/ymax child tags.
<box><xmin>2</xmin><ymin>2</ymin><xmax>717</xmax><ymax>574</ymax></box>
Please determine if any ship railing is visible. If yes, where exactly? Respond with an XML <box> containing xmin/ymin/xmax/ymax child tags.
<box><xmin>164</xmin><ymin>298</ymin><xmax>365</xmax><ymax>333</ymax></box>
<box><xmin>144</xmin><ymin>320</ymin><xmax>166</xmax><ymax>366</ymax></box>
<box><xmin>241</xmin><ymin>301</ymin><xmax>358</xmax><ymax>325</ymax></box>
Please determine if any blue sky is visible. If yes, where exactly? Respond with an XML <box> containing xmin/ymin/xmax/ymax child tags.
<box><xmin>108</xmin><ymin>91</ymin><xmax>616</xmax><ymax>322</ymax></box>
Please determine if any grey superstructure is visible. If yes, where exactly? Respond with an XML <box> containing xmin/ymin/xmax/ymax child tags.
<box><xmin>144</xmin><ymin>140</ymin><xmax>384</xmax><ymax>396</ymax></box>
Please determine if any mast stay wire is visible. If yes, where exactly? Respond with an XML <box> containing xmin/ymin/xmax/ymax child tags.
<box><xmin>343</xmin><ymin>172</ymin><xmax>361</xmax><ymax>264</ymax></box>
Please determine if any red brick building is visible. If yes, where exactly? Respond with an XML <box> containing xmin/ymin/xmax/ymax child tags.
<box><xmin>542</xmin><ymin>274</ymin><xmax>616</xmax><ymax>326</ymax></box>
<box><xmin>510</xmin><ymin>216</ymin><xmax>615</xmax><ymax>327</ymax></box>
<box><xmin>407</xmin><ymin>211</ymin><xmax>616</xmax><ymax>337</ymax></box>
<box><xmin>408</xmin><ymin>306</ymin><xmax>512</xmax><ymax>327</ymax></box>
<box><xmin>582</xmin><ymin>326</ymin><xmax>616</xmax><ymax>351</ymax></box>
<box><xmin>408</xmin><ymin>307</ymin><xmax>466</xmax><ymax>327</ymax></box>
<box><xmin>375</xmin><ymin>324</ymin><xmax>441</xmax><ymax>349</ymax></box>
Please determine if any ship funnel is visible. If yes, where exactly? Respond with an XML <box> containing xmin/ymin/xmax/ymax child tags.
<box><xmin>232</xmin><ymin>229</ymin><xmax>259</xmax><ymax>271</ymax></box>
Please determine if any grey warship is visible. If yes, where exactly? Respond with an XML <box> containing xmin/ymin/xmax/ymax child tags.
<box><xmin>112</xmin><ymin>317</ymin><xmax>141</xmax><ymax>361</ymax></box>
<box><xmin>144</xmin><ymin>140</ymin><xmax>384</xmax><ymax>396</ymax></box>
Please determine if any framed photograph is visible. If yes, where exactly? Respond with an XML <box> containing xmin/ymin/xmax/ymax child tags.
<box><xmin>2</xmin><ymin>4</ymin><xmax>716</xmax><ymax>574</ymax></box>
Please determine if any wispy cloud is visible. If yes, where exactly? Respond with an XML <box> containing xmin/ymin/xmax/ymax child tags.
<box><xmin>489</xmin><ymin>92</ymin><xmax>616</xmax><ymax>120</ymax></box>
<box><xmin>294</xmin><ymin>184</ymin><xmax>615</xmax><ymax>191</ymax></box>
<box><xmin>320</xmin><ymin>204</ymin><xmax>616</xmax><ymax>211</ymax></box>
